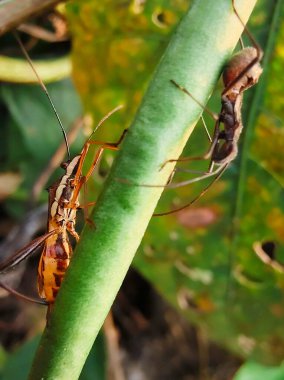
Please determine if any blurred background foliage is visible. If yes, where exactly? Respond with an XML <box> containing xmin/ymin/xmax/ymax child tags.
<box><xmin>0</xmin><ymin>0</ymin><xmax>283</xmax><ymax>378</ymax></box>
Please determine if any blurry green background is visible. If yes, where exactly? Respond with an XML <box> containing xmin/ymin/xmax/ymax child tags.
<box><xmin>0</xmin><ymin>0</ymin><xmax>283</xmax><ymax>378</ymax></box>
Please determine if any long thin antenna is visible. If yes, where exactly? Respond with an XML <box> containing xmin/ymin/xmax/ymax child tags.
<box><xmin>222</xmin><ymin>0</ymin><xmax>263</xmax><ymax>96</ymax></box>
<box><xmin>13</xmin><ymin>31</ymin><xmax>71</xmax><ymax>160</ymax></box>
<box><xmin>87</xmin><ymin>104</ymin><xmax>124</xmax><ymax>142</ymax></box>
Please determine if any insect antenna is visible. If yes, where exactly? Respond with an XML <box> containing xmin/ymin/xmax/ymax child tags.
<box><xmin>13</xmin><ymin>31</ymin><xmax>71</xmax><ymax>160</ymax></box>
<box><xmin>87</xmin><ymin>104</ymin><xmax>124</xmax><ymax>142</ymax></box>
<box><xmin>223</xmin><ymin>0</ymin><xmax>263</xmax><ymax>95</ymax></box>
<box><xmin>231</xmin><ymin>0</ymin><xmax>262</xmax><ymax>53</ymax></box>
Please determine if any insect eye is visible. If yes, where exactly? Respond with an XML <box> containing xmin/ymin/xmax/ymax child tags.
<box><xmin>61</xmin><ymin>161</ymin><xmax>71</xmax><ymax>170</ymax></box>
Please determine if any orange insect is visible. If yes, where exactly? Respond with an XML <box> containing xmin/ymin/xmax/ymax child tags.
<box><xmin>37</xmin><ymin>113</ymin><xmax>127</xmax><ymax>304</ymax></box>
<box><xmin>0</xmin><ymin>33</ymin><xmax>127</xmax><ymax>309</ymax></box>
<box><xmin>0</xmin><ymin>106</ymin><xmax>126</xmax><ymax>307</ymax></box>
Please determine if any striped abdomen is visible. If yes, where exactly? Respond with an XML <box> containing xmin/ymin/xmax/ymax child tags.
<box><xmin>38</xmin><ymin>232</ymin><xmax>72</xmax><ymax>303</ymax></box>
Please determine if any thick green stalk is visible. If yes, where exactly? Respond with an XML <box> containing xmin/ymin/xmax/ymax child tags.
<box><xmin>29</xmin><ymin>1</ymin><xmax>257</xmax><ymax>379</ymax></box>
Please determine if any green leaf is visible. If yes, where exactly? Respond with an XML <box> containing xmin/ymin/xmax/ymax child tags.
<box><xmin>1</xmin><ymin>336</ymin><xmax>40</xmax><ymax>380</ymax></box>
<box><xmin>79</xmin><ymin>333</ymin><xmax>106</xmax><ymax>380</ymax></box>
<box><xmin>0</xmin><ymin>334</ymin><xmax>106</xmax><ymax>380</ymax></box>
<box><xmin>234</xmin><ymin>362</ymin><xmax>284</xmax><ymax>380</ymax></box>
<box><xmin>0</xmin><ymin>345</ymin><xmax>8</xmax><ymax>379</ymax></box>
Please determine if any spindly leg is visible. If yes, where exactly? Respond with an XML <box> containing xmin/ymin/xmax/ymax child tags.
<box><xmin>161</xmin><ymin>118</ymin><xmax>221</xmax><ymax>172</ymax></box>
<box><xmin>153</xmin><ymin>163</ymin><xmax>228</xmax><ymax>216</ymax></box>
<box><xmin>80</xmin><ymin>180</ymin><xmax>97</xmax><ymax>227</ymax></box>
<box><xmin>70</xmin><ymin>129</ymin><xmax>128</xmax><ymax>208</ymax></box>
<box><xmin>138</xmin><ymin>163</ymin><xmax>224</xmax><ymax>190</ymax></box>
<box><xmin>159</xmin><ymin>80</ymin><xmax>221</xmax><ymax>170</ymax></box>
<box><xmin>119</xmin><ymin>162</ymin><xmax>224</xmax><ymax>191</ymax></box>
<box><xmin>0</xmin><ymin>281</ymin><xmax>48</xmax><ymax>305</ymax></box>
<box><xmin>84</xmin><ymin>128</ymin><xmax>128</xmax><ymax>182</ymax></box>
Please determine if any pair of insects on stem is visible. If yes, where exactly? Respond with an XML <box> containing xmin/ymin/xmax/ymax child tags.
<box><xmin>0</xmin><ymin>2</ymin><xmax>263</xmax><ymax>310</ymax></box>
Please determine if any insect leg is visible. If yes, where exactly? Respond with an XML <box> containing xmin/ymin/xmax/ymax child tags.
<box><xmin>86</xmin><ymin>129</ymin><xmax>128</xmax><ymax>175</ymax></box>
<box><xmin>153</xmin><ymin>164</ymin><xmax>228</xmax><ymax>216</ymax></box>
<box><xmin>0</xmin><ymin>281</ymin><xmax>48</xmax><ymax>305</ymax></box>
<box><xmin>161</xmin><ymin>123</ymin><xmax>219</xmax><ymax>169</ymax></box>
<box><xmin>160</xmin><ymin>81</ymin><xmax>221</xmax><ymax>170</ymax></box>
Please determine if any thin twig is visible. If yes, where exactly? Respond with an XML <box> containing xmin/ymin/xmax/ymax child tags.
<box><xmin>0</xmin><ymin>0</ymin><xmax>62</xmax><ymax>37</ymax></box>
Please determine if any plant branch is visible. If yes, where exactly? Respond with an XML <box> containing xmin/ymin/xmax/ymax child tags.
<box><xmin>0</xmin><ymin>0</ymin><xmax>62</xmax><ymax>37</ymax></box>
<box><xmin>29</xmin><ymin>1</ymin><xmax>258</xmax><ymax>379</ymax></box>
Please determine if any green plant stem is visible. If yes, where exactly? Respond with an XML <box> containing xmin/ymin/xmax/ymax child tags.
<box><xmin>29</xmin><ymin>1</ymin><xmax>257</xmax><ymax>379</ymax></box>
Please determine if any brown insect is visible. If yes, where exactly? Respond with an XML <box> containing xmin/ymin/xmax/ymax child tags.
<box><xmin>36</xmin><ymin>116</ymin><xmax>127</xmax><ymax>305</ymax></box>
<box><xmin>128</xmin><ymin>1</ymin><xmax>263</xmax><ymax>216</ymax></box>
<box><xmin>0</xmin><ymin>107</ymin><xmax>126</xmax><ymax>308</ymax></box>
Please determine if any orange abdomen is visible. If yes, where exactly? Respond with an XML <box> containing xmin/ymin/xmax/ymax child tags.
<box><xmin>38</xmin><ymin>234</ymin><xmax>72</xmax><ymax>303</ymax></box>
